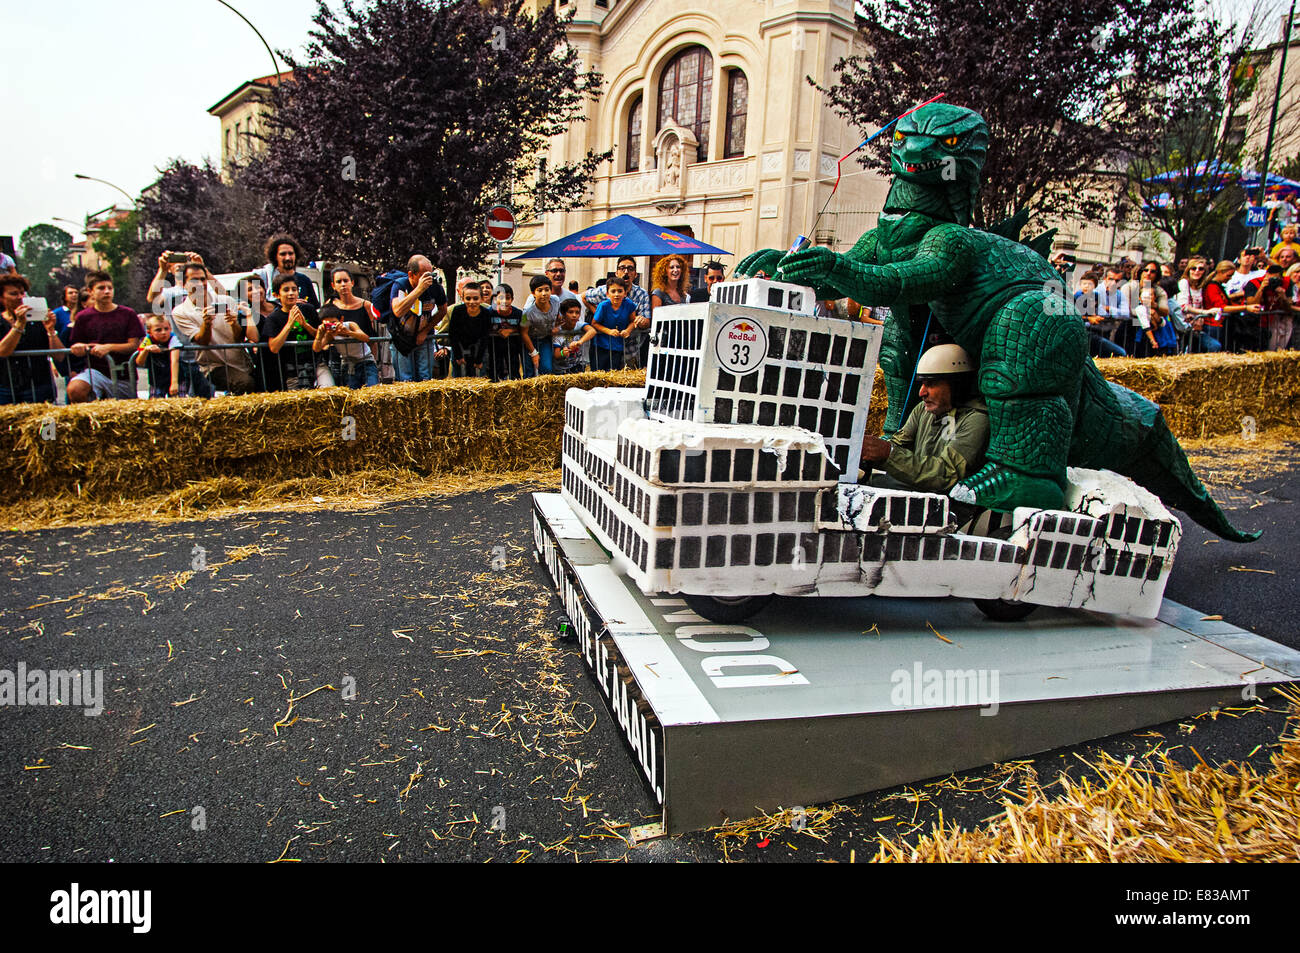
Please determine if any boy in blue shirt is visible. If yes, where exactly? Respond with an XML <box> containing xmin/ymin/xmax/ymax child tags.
<box><xmin>590</xmin><ymin>277</ymin><xmax>641</xmax><ymax>371</ymax></box>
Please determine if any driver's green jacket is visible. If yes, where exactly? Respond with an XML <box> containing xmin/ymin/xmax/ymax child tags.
<box><xmin>882</xmin><ymin>396</ymin><xmax>989</xmax><ymax>494</ymax></box>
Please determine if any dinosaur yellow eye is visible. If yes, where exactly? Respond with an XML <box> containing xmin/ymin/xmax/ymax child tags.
<box><xmin>893</xmin><ymin>130</ymin><xmax>904</xmax><ymax>142</ymax></box>
<box><xmin>943</xmin><ymin>135</ymin><xmax>959</xmax><ymax>147</ymax></box>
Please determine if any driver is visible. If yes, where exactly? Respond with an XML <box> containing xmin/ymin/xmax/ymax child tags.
<box><xmin>859</xmin><ymin>343</ymin><xmax>989</xmax><ymax>494</ymax></box>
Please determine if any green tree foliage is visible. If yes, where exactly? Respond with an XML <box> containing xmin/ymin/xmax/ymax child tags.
<box><xmin>1123</xmin><ymin>15</ymin><xmax>1274</xmax><ymax>260</ymax></box>
<box><xmin>18</xmin><ymin>224</ymin><xmax>73</xmax><ymax>299</ymax></box>
<box><xmin>241</xmin><ymin>0</ymin><xmax>610</xmax><ymax>286</ymax></box>
<box><xmin>92</xmin><ymin>211</ymin><xmax>142</xmax><ymax>307</ymax></box>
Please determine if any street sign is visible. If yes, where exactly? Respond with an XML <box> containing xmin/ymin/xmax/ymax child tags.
<box><xmin>486</xmin><ymin>205</ymin><xmax>517</xmax><ymax>242</ymax></box>
<box><xmin>1246</xmin><ymin>206</ymin><xmax>1268</xmax><ymax>228</ymax></box>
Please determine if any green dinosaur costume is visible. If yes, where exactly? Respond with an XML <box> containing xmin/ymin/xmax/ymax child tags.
<box><xmin>738</xmin><ymin>103</ymin><xmax>1256</xmax><ymax>542</ymax></box>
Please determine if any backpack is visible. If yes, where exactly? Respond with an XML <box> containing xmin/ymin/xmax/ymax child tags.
<box><xmin>371</xmin><ymin>268</ymin><xmax>418</xmax><ymax>356</ymax></box>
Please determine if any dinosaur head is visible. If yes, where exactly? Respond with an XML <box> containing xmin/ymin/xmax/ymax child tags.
<box><xmin>886</xmin><ymin>103</ymin><xmax>988</xmax><ymax>225</ymax></box>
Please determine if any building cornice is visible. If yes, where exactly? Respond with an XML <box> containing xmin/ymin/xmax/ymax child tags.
<box><xmin>758</xmin><ymin>9</ymin><xmax>857</xmax><ymax>35</ymax></box>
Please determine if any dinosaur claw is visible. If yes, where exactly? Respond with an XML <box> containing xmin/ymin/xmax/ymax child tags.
<box><xmin>957</xmin><ymin>463</ymin><xmax>1064</xmax><ymax>512</ymax></box>
<box><xmin>948</xmin><ymin>483</ymin><xmax>976</xmax><ymax>504</ymax></box>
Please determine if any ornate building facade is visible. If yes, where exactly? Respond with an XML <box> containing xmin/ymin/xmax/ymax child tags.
<box><xmin>515</xmin><ymin>0</ymin><xmax>887</xmax><ymax>285</ymax></box>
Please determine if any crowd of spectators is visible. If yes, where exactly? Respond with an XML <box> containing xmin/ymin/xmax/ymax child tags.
<box><xmin>4</xmin><ymin>229</ymin><xmax>1296</xmax><ymax>406</ymax></box>
<box><xmin>0</xmin><ymin>234</ymin><xmax>738</xmax><ymax>404</ymax></box>
<box><xmin>1061</xmin><ymin>237</ymin><xmax>1299</xmax><ymax>358</ymax></box>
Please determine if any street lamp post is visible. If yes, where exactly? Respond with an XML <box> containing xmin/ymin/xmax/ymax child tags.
<box><xmin>215</xmin><ymin>0</ymin><xmax>282</xmax><ymax>82</ymax></box>
<box><xmin>73</xmin><ymin>174</ymin><xmax>137</xmax><ymax>209</ymax></box>
<box><xmin>1253</xmin><ymin>0</ymin><xmax>1296</xmax><ymax>244</ymax></box>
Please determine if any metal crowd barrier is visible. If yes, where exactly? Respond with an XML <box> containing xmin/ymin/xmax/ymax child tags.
<box><xmin>4</xmin><ymin>312</ymin><xmax>1290</xmax><ymax>404</ymax></box>
<box><xmin>0</xmin><ymin>327</ymin><xmax>655</xmax><ymax>404</ymax></box>
<box><xmin>1084</xmin><ymin>310</ymin><xmax>1292</xmax><ymax>357</ymax></box>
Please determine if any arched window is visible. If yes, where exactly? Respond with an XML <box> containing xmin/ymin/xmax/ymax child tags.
<box><xmin>658</xmin><ymin>46</ymin><xmax>712</xmax><ymax>162</ymax></box>
<box><xmin>626</xmin><ymin>96</ymin><xmax>642</xmax><ymax>173</ymax></box>
<box><xmin>724</xmin><ymin>69</ymin><xmax>748</xmax><ymax>159</ymax></box>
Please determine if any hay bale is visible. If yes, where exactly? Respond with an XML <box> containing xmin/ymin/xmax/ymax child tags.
<box><xmin>862</xmin><ymin>353</ymin><xmax>1300</xmax><ymax>441</ymax></box>
<box><xmin>0</xmin><ymin>355</ymin><xmax>1294</xmax><ymax>510</ymax></box>
<box><xmin>1096</xmin><ymin>351</ymin><xmax>1300</xmax><ymax>439</ymax></box>
<box><xmin>0</xmin><ymin>371</ymin><xmax>641</xmax><ymax>505</ymax></box>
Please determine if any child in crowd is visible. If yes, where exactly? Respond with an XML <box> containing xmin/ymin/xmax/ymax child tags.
<box><xmin>590</xmin><ymin>277</ymin><xmax>640</xmax><ymax>371</ymax></box>
<box><xmin>489</xmin><ymin>284</ymin><xmax>525</xmax><ymax>380</ymax></box>
<box><xmin>265</xmin><ymin>275</ymin><xmax>328</xmax><ymax>390</ymax></box>
<box><xmin>314</xmin><ymin>314</ymin><xmax>378</xmax><ymax>388</ymax></box>
<box><xmin>1134</xmin><ymin>287</ymin><xmax>1175</xmax><ymax>356</ymax></box>
<box><xmin>1073</xmin><ymin>273</ymin><xmax>1125</xmax><ymax>357</ymax></box>
<box><xmin>135</xmin><ymin>313</ymin><xmax>185</xmax><ymax>397</ymax></box>
<box><xmin>447</xmin><ymin>282</ymin><xmax>492</xmax><ymax>377</ymax></box>
<box><xmin>1073</xmin><ymin>273</ymin><xmax>1103</xmax><ymax>318</ymax></box>
<box><xmin>552</xmin><ymin>298</ymin><xmax>595</xmax><ymax>374</ymax></box>
<box><xmin>522</xmin><ymin>274</ymin><xmax>561</xmax><ymax>376</ymax></box>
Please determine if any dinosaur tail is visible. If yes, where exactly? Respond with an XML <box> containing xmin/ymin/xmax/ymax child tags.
<box><xmin>1121</xmin><ymin>415</ymin><xmax>1261</xmax><ymax>543</ymax></box>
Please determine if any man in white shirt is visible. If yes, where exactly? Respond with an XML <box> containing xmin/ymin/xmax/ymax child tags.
<box><xmin>1224</xmin><ymin>247</ymin><xmax>1267</xmax><ymax>298</ymax></box>
<box><xmin>170</xmin><ymin>263</ymin><xmax>257</xmax><ymax>393</ymax></box>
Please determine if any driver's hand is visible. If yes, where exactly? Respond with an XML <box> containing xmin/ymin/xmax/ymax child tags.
<box><xmin>860</xmin><ymin>435</ymin><xmax>892</xmax><ymax>464</ymax></box>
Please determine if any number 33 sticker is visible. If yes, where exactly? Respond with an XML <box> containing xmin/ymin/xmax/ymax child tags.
<box><xmin>715</xmin><ymin>316</ymin><xmax>768</xmax><ymax>375</ymax></box>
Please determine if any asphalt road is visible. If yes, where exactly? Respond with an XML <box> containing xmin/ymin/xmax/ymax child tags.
<box><xmin>0</xmin><ymin>469</ymin><xmax>1295</xmax><ymax>864</ymax></box>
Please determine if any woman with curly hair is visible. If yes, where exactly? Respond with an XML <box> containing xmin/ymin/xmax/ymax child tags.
<box><xmin>650</xmin><ymin>255</ymin><xmax>690</xmax><ymax>312</ymax></box>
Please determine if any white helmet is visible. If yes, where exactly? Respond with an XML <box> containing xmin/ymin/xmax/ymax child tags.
<box><xmin>916</xmin><ymin>343</ymin><xmax>973</xmax><ymax>378</ymax></box>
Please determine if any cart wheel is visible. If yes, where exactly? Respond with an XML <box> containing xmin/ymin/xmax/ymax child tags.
<box><xmin>973</xmin><ymin>598</ymin><xmax>1037</xmax><ymax>623</ymax></box>
<box><xmin>683</xmin><ymin>593</ymin><xmax>774</xmax><ymax>624</ymax></box>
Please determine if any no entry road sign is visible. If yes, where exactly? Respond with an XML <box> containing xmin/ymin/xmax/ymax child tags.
<box><xmin>486</xmin><ymin>205</ymin><xmax>517</xmax><ymax>242</ymax></box>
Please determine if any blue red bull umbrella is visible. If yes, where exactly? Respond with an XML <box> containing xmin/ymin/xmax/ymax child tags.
<box><xmin>1145</xmin><ymin>161</ymin><xmax>1300</xmax><ymax>199</ymax></box>
<box><xmin>513</xmin><ymin>213</ymin><xmax>731</xmax><ymax>259</ymax></box>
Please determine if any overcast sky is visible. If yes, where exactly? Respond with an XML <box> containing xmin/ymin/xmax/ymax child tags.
<box><xmin>2</xmin><ymin>0</ymin><xmax>1287</xmax><ymax>249</ymax></box>
<box><xmin>1</xmin><ymin>0</ymin><xmax>324</xmax><ymax>244</ymax></box>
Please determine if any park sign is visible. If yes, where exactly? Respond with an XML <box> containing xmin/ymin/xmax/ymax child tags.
<box><xmin>486</xmin><ymin>205</ymin><xmax>517</xmax><ymax>243</ymax></box>
<box><xmin>1245</xmin><ymin>206</ymin><xmax>1268</xmax><ymax>228</ymax></box>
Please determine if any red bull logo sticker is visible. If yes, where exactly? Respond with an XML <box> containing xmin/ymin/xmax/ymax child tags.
<box><xmin>715</xmin><ymin>315</ymin><xmax>768</xmax><ymax>375</ymax></box>
<box><xmin>658</xmin><ymin>231</ymin><xmax>699</xmax><ymax>247</ymax></box>
<box><xmin>563</xmin><ymin>232</ymin><xmax>622</xmax><ymax>252</ymax></box>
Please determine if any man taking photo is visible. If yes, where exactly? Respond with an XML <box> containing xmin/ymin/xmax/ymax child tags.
<box><xmin>389</xmin><ymin>255</ymin><xmax>449</xmax><ymax>382</ymax></box>
<box><xmin>171</xmin><ymin>263</ymin><xmax>257</xmax><ymax>394</ymax></box>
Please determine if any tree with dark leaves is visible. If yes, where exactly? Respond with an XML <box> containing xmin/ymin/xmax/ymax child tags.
<box><xmin>48</xmin><ymin>264</ymin><xmax>90</xmax><ymax>302</ymax></box>
<box><xmin>135</xmin><ymin>159</ymin><xmax>265</xmax><ymax>282</ymax></box>
<box><xmin>241</xmin><ymin>0</ymin><xmax>609</xmax><ymax>287</ymax></box>
<box><xmin>824</xmin><ymin>0</ymin><xmax>1203</xmax><ymax>230</ymax></box>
